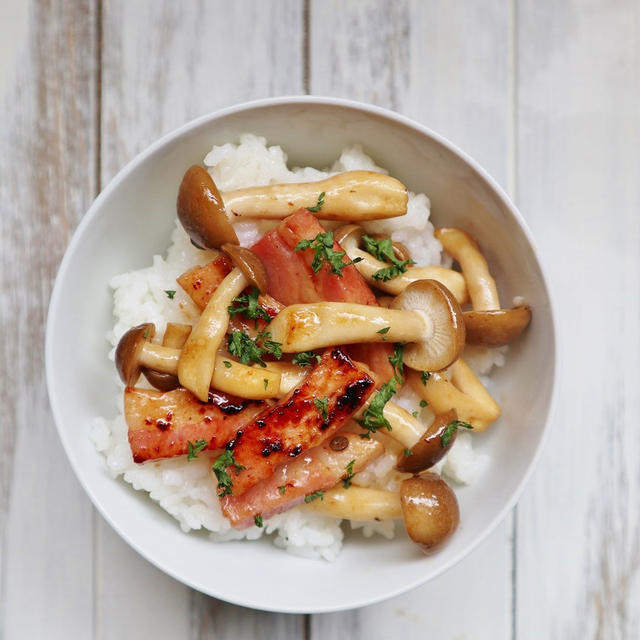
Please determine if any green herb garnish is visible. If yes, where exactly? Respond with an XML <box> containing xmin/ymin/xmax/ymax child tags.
<box><xmin>342</xmin><ymin>459</ymin><xmax>356</xmax><ymax>489</ymax></box>
<box><xmin>254</xmin><ymin>514</ymin><xmax>263</xmax><ymax>528</ymax></box>
<box><xmin>403</xmin><ymin>448</ymin><xmax>413</xmax><ymax>457</ymax></box>
<box><xmin>377</xmin><ymin>326</ymin><xmax>390</xmax><ymax>341</ymax></box>
<box><xmin>228</xmin><ymin>287</ymin><xmax>270</xmax><ymax>323</ymax></box>
<box><xmin>304</xmin><ymin>491</ymin><xmax>324</xmax><ymax>503</ymax></box>
<box><xmin>314</xmin><ymin>397</ymin><xmax>329</xmax><ymax>426</ymax></box>
<box><xmin>294</xmin><ymin>231</ymin><xmax>362</xmax><ymax>276</ymax></box>
<box><xmin>278</xmin><ymin>485</ymin><xmax>286</xmax><ymax>495</ymax></box>
<box><xmin>223</xmin><ymin>360</ymin><xmax>232</xmax><ymax>368</ymax></box>
<box><xmin>263</xmin><ymin>378</ymin><xmax>269</xmax><ymax>390</ymax></box>
<box><xmin>292</xmin><ymin>351</ymin><xmax>322</xmax><ymax>367</ymax></box>
<box><xmin>388</xmin><ymin>342</ymin><xmax>405</xmax><ymax>383</ymax></box>
<box><xmin>142</xmin><ymin>328</ymin><xmax>150</xmax><ymax>339</ymax></box>
<box><xmin>211</xmin><ymin>450</ymin><xmax>246</xmax><ymax>497</ymax></box>
<box><xmin>227</xmin><ymin>330</ymin><xmax>282</xmax><ymax>367</ymax></box>
<box><xmin>306</xmin><ymin>191</ymin><xmax>326</xmax><ymax>212</ymax></box>
<box><xmin>440</xmin><ymin>420</ymin><xmax>474</xmax><ymax>448</ymax></box>
<box><xmin>412</xmin><ymin>410</ymin><xmax>419</xmax><ymax>418</ymax></box>
<box><xmin>419</xmin><ymin>400</ymin><xmax>428</xmax><ymax>408</ymax></box>
<box><xmin>357</xmin><ymin>378</ymin><xmax>397</xmax><ymax>437</ymax></box>
<box><xmin>362</xmin><ymin>234</ymin><xmax>414</xmax><ymax>281</ymax></box>
<box><xmin>187</xmin><ymin>439</ymin><xmax>208</xmax><ymax>461</ymax></box>
<box><xmin>421</xmin><ymin>371</ymin><xmax>430</xmax><ymax>385</ymax></box>
<box><xmin>164</xmin><ymin>289</ymin><xmax>176</xmax><ymax>299</ymax></box>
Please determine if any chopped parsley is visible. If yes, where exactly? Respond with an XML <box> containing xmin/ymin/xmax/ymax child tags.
<box><xmin>164</xmin><ymin>289</ymin><xmax>176</xmax><ymax>299</ymax></box>
<box><xmin>403</xmin><ymin>447</ymin><xmax>413</xmax><ymax>457</ymax></box>
<box><xmin>388</xmin><ymin>342</ymin><xmax>405</xmax><ymax>383</ymax></box>
<box><xmin>421</xmin><ymin>371</ymin><xmax>431</xmax><ymax>385</ymax></box>
<box><xmin>254</xmin><ymin>514</ymin><xmax>263</xmax><ymax>528</ymax></box>
<box><xmin>292</xmin><ymin>351</ymin><xmax>322</xmax><ymax>367</ymax></box>
<box><xmin>306</xmin><ymin>191</ymin><xmax>326</xmax><ymax>212</ymax></box>
<box><xmin>263</xmin><ymin>378</ymin><xmax>269</xmax><ymax>390</ymax></box>
<box><xmin>377</xmin><ymin>326</ymin><xmax>390</xmax><ymax>335</ymax></box>
<box><xmin>357</xmin><ymin>377</ymin><xmax>397</xmax><ymax>437</ymax></box>
<box><xmin>187</xmin><ymin>439</ymin><xmax>208</xmax><ymax>461</ymax></box>
<box><xmin>278</xmin><ymin>485</ymin><xmax>286</xmax><ymax>495</ymax></box>
<box><xmin>313</xmin><ymin>397</ymin><xmax>329</xmax><ymax>426</ymax></box>
<box><xmin>142</xmin><ymin>328</ymin><xmax>151</xmax><ymax>339</ymax></box>
<box><xmin>342</xmin><ymin>459</ymin><xmax>356</xmax><ymax>489</ymax></box>
<box><xmin>412</xmin><ymin>410</ymin><xmax>419</xmax><ymax>418</ymax></box>
<box><xmin>211</xmin><ymin>450</ymin><xmax>246</xmax><ymax>497</ymax></box>
<box><xmin>304</xmin><ymin>490</ymin><xmax>324</xmax><ymax>503</ymax></box>
<box><xmin>362</xmin><ymin>234</ymin><xmax>414</xmax><ymax>281</ymax></box>
<box><xmin>419</xmin><ymin>400</ymin><xmax>428</xmax><ymax>408</ymax></box>
<box><xmin>227</xmin><ymin>287</ymin><xmax>271</xmax><ymax>323</ymax></box>
<box><xmin>294</xmin><ymin>231</ymin><xmax>362</xmax><ymax>277</ymax></box>
<box><xmin>223</xmin><ymin>360</ymin><xmax>232</xmax><ymax>368</ymax></box>
<box><xmin>227</xmin><ymin>330</ymin><xmax>282</xmax><ymax>367</ymax></box>
<box><xmin>441</xmin><ymin>420</ymin><xmax>474</xmax><ymax>448</ymax></box>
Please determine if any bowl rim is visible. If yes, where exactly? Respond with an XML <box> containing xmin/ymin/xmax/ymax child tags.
<box><xmin>46</xmin><ymin>95</ymin><xmax>559</xmax><ymax>613</ymax></box>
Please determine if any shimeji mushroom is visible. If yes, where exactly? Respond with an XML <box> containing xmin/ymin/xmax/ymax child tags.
<box><xmin>221</xmin><ymin>170</ymin><xmax>408</xmax><ymax>221</ymax></box>
<box><xmin>408</xmin><ymin>359</ymin><xmax>500</xmax><ymax>431</ymax></box>
<box><xmin>142</xmin><ymin>322</ymin><xmax>192</xmax><ymax>391</ymax></box>
<box><xmin>400</xmin><ymin>473</ymin><xmax>459</xmax><ymax>553</ymax></box>
<box><xmin>335</xmin><ymin>224</ymin><xmax>468</xmax><ymax>304</ymax></box>
<box><xmin>115</xmin><ymin>323</ymin><xmax>281</xmax><ymax>400</ymax></box>
<box><xmin>304</xmin><ymin>485</ymin><xmax>402</xmax><ymax>520</ymax></box>
<box><xmin>267</xmin><ymin>280</ymin><xmax>465</xmax><ymax>372</ymax></box>
<box><xmin>435</xmin><ymin>227</ymin><xmax>531</xmax><ymax>346</ymax></box>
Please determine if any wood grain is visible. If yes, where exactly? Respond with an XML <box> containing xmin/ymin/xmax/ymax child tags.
<box><xmin>0</xmin><ymin>0</ymin><xmax>99</xmax><ymax>638</ymax></box>
<box><xmin>309</xmin><ymin>1</ymin><xmax>514</xmax><ymax>636</ymax></box>
<box><xmin>515</xmin><ymin>1</ymin><xmax>640</xmax><ymax>638</ymax></box>
<box><xmin>97</xmin><ymin>2</ymin><xmax>305</xmax><ymax>638</ymax></box>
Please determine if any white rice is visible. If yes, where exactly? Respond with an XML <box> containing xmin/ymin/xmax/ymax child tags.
<box><xmin>93</xmin><ymin>134</ymin><xmax>504</xmax><ymax>561</ymax></box>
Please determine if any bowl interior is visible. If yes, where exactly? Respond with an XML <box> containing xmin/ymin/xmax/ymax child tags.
<box><xmin>46</xmin><ymin>98</ymin><xmax>555</xmax><ymax>613</ymax></box>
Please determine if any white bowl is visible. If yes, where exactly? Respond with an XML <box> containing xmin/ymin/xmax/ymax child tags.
<box><xmin>46</xmin><ymin>96</ymin><xmax>557</xmax><ymax>613</ymax></box>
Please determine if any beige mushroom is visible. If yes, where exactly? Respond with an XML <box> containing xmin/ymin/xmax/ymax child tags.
<box><xmin>335</xmin><ymin>224</ymin><xmax>468</xmax><ymax>304</ymax></box>
<box><xmin>303</xmin><ymin>486</ymin><xmax>402</xmax><ymax>520</ymax></box>
<box><xmin>221</xmin><ymin>171</ymin><xmax>408</xmax><ymax>221</ymax></box>
<box><xmin>267</xmin><ymin>280</ymin><xmax>465</xmax><ymax>372</ymax></box>
<box><xmin>408</xmin><ymin>359</ymin><xmax>500</xmax><ymax>431</ymax></box>
<box><xmin>115</xmin><ymin>323</ymin><xmax>281</xmax><ymax>399</ymax></box>
<box><xmin>435</xmin><ymin>227</ymin><xmax>531</xmax><ymax>346</ymax></box>
<box><xmin>400</xmin><ymin>473</ymin><xmax>459</xmax><ymax>554</ymax></box>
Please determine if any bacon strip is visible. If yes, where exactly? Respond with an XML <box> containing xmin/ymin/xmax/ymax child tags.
<box><xmin>177</xmin><ymin>254</ymin><xmax>232</xmax><ymax>310</ymax></box>
<box><xmin>219</xmin><ymin>347</ymin><xmax>375</xmax><ymax>499</ymax></box>
<box><xmin>251</xmin><ymin>210</ymin><xmax>395</xmax><ymax>381</ymax></box>
<box><xmin>222</xmin><ymin>433</ymin><xmax>383</xmax><ymax>528</ymax></box>
<box><xmin>125</xmin><ymin>387</ymin><xmax>266</xmax><ymax>463</ymax></box>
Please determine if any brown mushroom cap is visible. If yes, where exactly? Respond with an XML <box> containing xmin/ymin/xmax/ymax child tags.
<box><xmin>396</xmin><ymin>410</ymin><xmax>458</xmax><ymax>473</ymax></box>
<box><xmin>400</xmin><ymin>473</ymin><xmax>460</xmax><ymax>554</ymax></box>
<box><xmin>221</xmin><ymin>243</ymin><xmax>269</xmax><ymax>292</ymax></box>
<box><xmin>177</xmin><ymin>165</ymin><xmax>239</xmax><ymax>249</ymax></box>
<box><xmin>463</xmin><ymin>305</ymin><xmax>532</xmax><ymax>347</ymax></box>
<box><xmin>115</xmin><ymin>323</ymin><xmax>155</xmax><ymax>386</ymax></box>
<box><xmin>141</xmin><ymin>323</ymin><xmax>191</xmax><ymax>391</ymax></box>
<box><xmin>390</xmin><ymin>279</ymin><xmax>466</xmax><ymax>371</ymax></box>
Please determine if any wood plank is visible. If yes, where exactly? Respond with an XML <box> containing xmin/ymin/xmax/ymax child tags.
<box><xmin>97</xmin><ymin>2</ymin><xmax>305</xmax><ymax>637</ymax></box>
<box><xmin>516</xmin><ymin>1</ymin><xmax>640</xmax><ymax>638</ymax></box>
<box><xmin>309</xmin><ymin>1</ymin><xmax>515</xmax><ymax>637</ymax></box>
<box><xmin>0</xmin><ymin>1</ymin><xmax>99</xmax><ymax>638</ymax></box>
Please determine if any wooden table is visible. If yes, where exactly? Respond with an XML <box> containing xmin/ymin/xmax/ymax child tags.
<box><xmin>2</xmin><ymin>2</ymin><xmax>638</xmax><ymax>638</ymax></box>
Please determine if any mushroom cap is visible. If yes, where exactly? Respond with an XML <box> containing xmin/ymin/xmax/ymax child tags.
<box><xmin>390</xmin><ymin>279</ymin><xmax>465</xmax><ymax>371</ymax></box>
<box><xmin>396</xmin><ymin>409</ymin><xmax>458</xmax><ymax>473</ymax></box>
<box><xmin>115</xmin><ymin>323</ymin><xmax>155</xmax><ymax>386</ymax></box>
<box><xmin>221</xmin><ymin>243</ymin><xmax>269</xmax><ymax>292</ymax></box>
<box><xmin>400</xmin><ymin>473</ymin><xmax>460</xmax><ymax>554</ymax></box>
<box><xmin>141</xmin><ymin>369</ymin><xmax>180</xmax><ymax>392</ymax></box>
<box><xmin>177</xmin><ymin>165</ymin><xmax>239</xmax><ymax>249</ymax></box>
<box><xmin>464</xmin><ymin>305</ymin><xmax>532</xmax><ymax>347</ymax></box>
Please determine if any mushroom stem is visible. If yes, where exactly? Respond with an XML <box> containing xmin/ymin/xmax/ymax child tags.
<box><xmin>336</xmin><ymin>224</ymin><xmax>469</xmax><ymax>303</ymax></box>
<box><xmin>266</xmin><ymin>302</ymin><xmax>429</xmax><ymax>352</ymax></box>
<box><xmin>137</xmin><ymin>342</ymin><xmax>281</xmax><ymax>400</ymax></box>
<box><xmin>221</xmin><ymin>171</ymin><xmax>408</xmax><ymax>221</ymax></box>
<box><xmin>303</xmin><ymin>486</ymin><xmax>402</xmax><ymax>520</ymax></box>
<box><xmin>178</xmin><ymin>268</ymin><xmax>248</xmax><ymax>401</ymax></box>
<box><xmin>434</xmin><ymin>228</ymin><xmax>499</xmax><ymax>311</ymax></box>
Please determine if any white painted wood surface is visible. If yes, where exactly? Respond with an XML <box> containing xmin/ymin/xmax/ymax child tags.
<box><xmin>1</xmin><ymin>1</ymin><xmax>638</xmax><ymax>639</ymax></box>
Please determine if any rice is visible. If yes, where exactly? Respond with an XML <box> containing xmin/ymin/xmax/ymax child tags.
<box><xmin>94</xmin><ymin>134</ymin><xmax>504</xmax><ymax>561</ymax></box>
